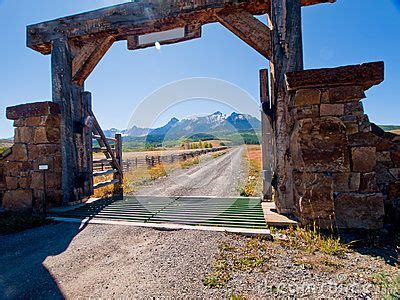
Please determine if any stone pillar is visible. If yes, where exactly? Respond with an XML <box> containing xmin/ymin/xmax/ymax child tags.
<box><xmin>286</xmin><ymin>61</ymin><xmax>386</xmax><ymax>229</ymax></box>
<box><xmin>2</xmin><ymin>102</ymin><xmax>62</xmax><ymax>213</ymax></box>
<box><xmin>0</xmin><ymin>153</ymin><xmax>6</xmax><ymax>207</ymax></box>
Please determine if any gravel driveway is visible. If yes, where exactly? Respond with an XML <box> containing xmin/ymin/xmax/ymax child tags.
<box><xmin>135</xmin><ymin>147</ymin><xmax>246</xmax><ymax>197</ymax></box>
<box><xmin>0</xmin><ymin>223</ymin><xmax>228</xmax><ymax>298</ymax></box>
<box><xmin>1</xmin><ymin>222</ymin><xmax>396</xmax><ymax>298</ymax></box>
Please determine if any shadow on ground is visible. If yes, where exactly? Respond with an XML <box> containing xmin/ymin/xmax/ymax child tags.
<box><xmin>340</xmin><ymin>229</ymin><xmax>400</xmax><ymax>266</ymax></box>
<box><xmin>0</xmin><ymin>222</ymin><xmax>83</xmax><ymax>299</ymax></box>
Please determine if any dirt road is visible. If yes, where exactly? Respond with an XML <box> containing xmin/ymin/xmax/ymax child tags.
<box><xmin>0</xmin><ymin>223</ymin><xmax>391</xmax><ymax>298</ymax></box>
<box><xmin>135</xmin><ymin>147</ymin><xmax>246</xmax><ymax>197</ymax></box>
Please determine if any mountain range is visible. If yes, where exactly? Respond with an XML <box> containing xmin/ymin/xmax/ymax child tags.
<box><xmin>104</xmin><ymin>112</ymin><xmax>261</xmax><ymax>142</ymax></box>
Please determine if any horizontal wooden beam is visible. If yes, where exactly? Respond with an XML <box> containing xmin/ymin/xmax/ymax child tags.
<box><xmin>285</xmin><ymin>61</ymin><xmax>384</xmax><ymax>91</ymax></box>
<box><xmin>93</xmin><ymin>179</ymin><xmax>119</xmax><ymax>190</ymax></box>
<box><xmin>127</xmin><ymin>24</ymin><xmax>201</xmax><ymax>50</ymax></box>
<box><xmin>27</xmin><ymin>0</ymin><xmax>336</xmax><ymax>55</ymax></box>
<box><xmin>301</xmin><ymin>0</ymin><xmax>336</xmax><ymax>6</ymax></box>
<box><xmin>27</xmin><ymin>0</ymin><xmax>269</xmax><ymax>55</ymax></box>
<box><xmin>216</xmin><ymin>9</ymin><xmax>271</xmax><ymax>59</ymax></box>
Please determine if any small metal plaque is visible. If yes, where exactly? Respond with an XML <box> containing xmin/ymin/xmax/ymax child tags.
<box><xmin>38</xmin><ymin>164</ymin><xmax>49</xmax><ymax>171</ymax></box>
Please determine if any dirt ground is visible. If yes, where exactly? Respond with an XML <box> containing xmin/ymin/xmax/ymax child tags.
<box><xmin>1</xmin><ymin>222</ymin><xmax>399</xmax><ymax>298</ymax></box>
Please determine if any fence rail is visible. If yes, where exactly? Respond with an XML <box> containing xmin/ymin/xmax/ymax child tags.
<box><xmin>93</xmin><ymin>147</ymin><xmax>228</xmax><ymax>171</ymax></box>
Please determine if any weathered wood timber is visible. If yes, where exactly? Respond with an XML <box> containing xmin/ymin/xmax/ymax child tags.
<box><xmin>269</xmin><ymin>0</ymin><xmax>304</xmax><ymax>214</ymax></box>
<box><xmin>286</xmin><ymin>61</ymin><xmax>385</xmax><ymax>90</ymax></box>
<box><xmin>82</xmin><ymin>92</ymin><xmax>94</xmax><ymax>197</ymax></box>
<box><xmin>127</xmin><ymin>24</ymin><xmax>202</xmax><ymax>50</ymax></box>
<box><xmin>90</xmin><ymin>113</ymin><xmax>123</xmax><ymax>176</ymax></box>
<box><xmin>260</xmin><ymin>69</ymin><xmax>274</xmax><ymax>200</ymax></box>
<box><xmin>51</xmin><ymin>38</ymin><xmax>79</xmax><ymax>204</ymax></box>
<box><xmin>72</xmin><ymin>36</ymin><xmax>115</xmax><ymax>85</ymax></box>
<box><xmin>93</xmin><ymin>179</ymin><xmax>119</xmax><ymax>190</ymax></box>
<box><xmin>113</xmin><ymin>134</ymin><xmax>123</xmax><ymax>200</ymax></box>
<box><xmin>27</xmin><ymin>0</ymin><xmax>335</xmax><ymax>55</ymax></box>
<box><xmin>216</xmin><ymin>9</ymin><xmax>272</xmax><ymax>59</ymax></box>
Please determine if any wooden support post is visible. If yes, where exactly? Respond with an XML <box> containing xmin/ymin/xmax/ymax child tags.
<box><xmin>51</xmin><ymin>38</ymin><xmax>79</xmax><ymax>204</ymax></box>
<box><xmin>113</xmin><ymin>134</ymin><xmax>123</xmax><ymax>200</ymax></box>
<box><xmin>260</xmin><ymin>69</ymin><xmax>274</xmax><ymax>201</ymax></box>
<box><xmin>82</xmin><ymin>91</ymin><xmax>94</xmax><ymax>197</ymax></box>
<box><xmin>269</xmin><ymin>0</ymin><xmax>304</xmax><ymax>214</ymax></box>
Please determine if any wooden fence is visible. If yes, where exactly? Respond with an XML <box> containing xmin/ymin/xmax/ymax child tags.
<box><xmin>93</xmin><ymin>147</ymin><xmax>228</xmax><ymax>172</ymax></box>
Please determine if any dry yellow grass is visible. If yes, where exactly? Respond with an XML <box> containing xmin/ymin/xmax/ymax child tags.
<box><xmin>390</xmin><ymin>129</ymin><xmax>400</xmax><ymax>135</ymax></box>
<box><xmin>92</xmin><ymin>155</ymin><xmax>205</xmax><ymax>198</ymax></box>
<box><xmin>240</xmin><ymin>145</ymin><xmax>262</xmax><ymax>197</ymax></box>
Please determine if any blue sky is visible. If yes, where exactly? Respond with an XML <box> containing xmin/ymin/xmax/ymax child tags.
<box><xmin>0</xmin><ymin>0</ymin><xmax>399</xmax><ymax>137</ymax></box>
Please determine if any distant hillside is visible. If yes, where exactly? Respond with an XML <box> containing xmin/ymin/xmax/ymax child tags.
<box><xmin>104</xmin><ymin>126</ymin><xmax>151</xmax><ymax>138</ymax></box>
<box><xmin>0</xmin><ymin>139</ymin><xmax>13</xmax><ymax>153</ymax></box>
<box><xmin>379</xmin><ymin>125</ymin><xmax>400</xmax><ymax>132</ymax></box>
<box><xmin>106</xmin><ymin>112</ymin><xmax>262</xmax><ymax>148</ymax></box>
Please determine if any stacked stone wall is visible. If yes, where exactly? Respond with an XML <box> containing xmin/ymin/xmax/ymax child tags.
<box><xmin>286</xmin><ymin>62</ymin><xmax>392</xmax><ymax>229</ymax></box>
<box><xmin>369</xmin><ymin>125</ymin><xmax>400</xmax><ymax>223</ymax></box>
<box><xmin>0</xmin><ymin>154</ymin><xmax>6</xmax><ymax>207</ymax></box>
<box><xmin>2</xmin><ymin>102</ymin><xmax>62</xmax><ymax>212</ymax></box>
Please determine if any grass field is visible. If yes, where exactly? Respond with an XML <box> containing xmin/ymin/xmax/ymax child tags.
<box><xmin>240</xmin><ymin>145</ymin><xmax>262</xmax><ymax>197</ymax></box>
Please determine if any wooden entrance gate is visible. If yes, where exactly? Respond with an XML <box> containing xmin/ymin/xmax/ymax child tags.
<box><xmin>27</xmin><ymin>0</ymin><xmax>336</xmax><ymax>210</ymax></box>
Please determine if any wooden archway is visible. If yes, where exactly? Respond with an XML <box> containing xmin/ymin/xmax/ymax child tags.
<box><xmin>27</xmin><ymin>0</ymin><xmax>335</xmax><ymax>210</ymax></box>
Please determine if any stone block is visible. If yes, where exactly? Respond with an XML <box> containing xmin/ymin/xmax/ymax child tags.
<box><xmin>293</xmin><ymin>105</ymin><xmax>319</xmax><ymax>119</ymax></box>
<box><xmin>320</xmin><ymin>104</ymin><xmax>344</xmax><ymax>116</ymax></box>
<box><xmin>348</xmin><ymin>132</ymin><xmax>377</xmax><ymax>147</ymax></box>
<box><xmin>18</xmin><ymin>176</ymin><xmax>31</xmax><ymax>189</ymax></box>
<box><xmin>47</xmin><ymin>190</ymin><xmax>63</xmax><ymax>207</ymax></box>
<box><xmin>388</xmin><ymin>182</ymin><xmax>400</xmax><ymax>200</ymax></box>
<box><xmin>333</xmin><ymin>172</ymin><xmax>360</xmax><ymax>192</ymax></box>
<box><xmin>344</xmin><ymin>122</ymin><xmax>359</xmax><ymax>135</ymax></box>
<box><xmin>33</xmin><ymin>156</ymin><xmax>55</xmax><ymax>172</ymax></box>
<box><xmin>14</xmin><ymin>127</ymin><xmax>34</xmax><ymax>143</ymax></box>
<box><xmin>33</xmin><ymin>189</ymin><xmax>63</xmax><ymax>209</ymax></box>
<box><xmin>322</xmin><ymin>86</ymin><xmax>366</xmax><ymax>103</ymax></box>
<box><xmin>377</xmin><ymin>151</ymin><xmax>392</xmax><ymax>162</ymax></box>
<box><xmin>357</xmin><ymin>114</ymin><xmax>372</xmax><ymax>132</ymax></box>
<box><xmin>42</xmin><ymin>115</ymin><xmax>60</xmax><ymax>128</ymax></box>
<box><xmin>291</xmin><ymin>117</ymin><xmax>350</xmax><ymax>172</ymax></box>
<box><xmin>359</xmin><ymin>172</ymin><xmax>379</xmax><ymax>193</ymax></box>
<box><xmin>2</xmin><ymin>190</ymin><xmax>33</xmax><ymax>212</ymax></box>
<box><xmin>33</xmin><ymin>127</ymin><xmax>60</xmax><ymax>144</ymax></box>
<box><xmin>352</xmin><ymin>147</ymin><xmax>376</xmax><ymax>172</ymax></box>
<box><xmin>31</xmin><ymin>172</ymin><xmax>62</xmax><ymax>190</ymax></box>
<box><xmin>294</xmin><ymin>89</ymin><xmax>321</xmax><ymax>107</ymax></box>
<box><xmin>14</xmin><ymin>117</ymin><xmax>41</xmax><ymax>127</ymax></box>
<box><xmin>51</xmin><ymin>155</ymin><xmax>62</xmax><ymax>172</ymax></box>
<box><xmin>392</xmin><ymin>151</ymin><xmax>400</xmax><ymax>167</ymax></box>
<box><xmin>28</xmin><ymin>144</ymin><xmax>60</xmax><ymax>161</ymax></box>
<box><xmin>334</xmin><ymin>193</ymin><xmax>384</xmax><ymax>229</ymax></box>
<box><xmin>294</xmin><ymin>172</ymin><xmax>335</xmax><ymax>224</ymax></box>
<box><xmin>13</xmin><ymin>115</ymin><xmax>61</xmax><ymax>128</ymax></box>
<box><xmin>286</xmin><ymin>62</ymin><xmax>384</xmax><ymax>91</ymax></box>
<box><xmin>344</xmin><ymin>101</ymin><xmax>364</xmax><ymax>115</ymax></box>
<box><xmin>10</xmin><ymin>144</ymin><xmax>28</xmax><ymax>161</ymax></box>
<box><xmin>5</xmin><ymin>176</ymin><xmax>18</xmax><ymax>190</ymax></box>
<box><xmin>389</xmin><ymin>168</ymin><xmax>400</xmax><ymax>180</ymax></box>
<box><xmin>6</xmin><ymin>102</ymin><xmax>60</xmax><ymax>120</ymax></box>
<box><xmin>8</xmin><ymin>162</ymin><xmax>32</xmax><ymax>177</ymax></box>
